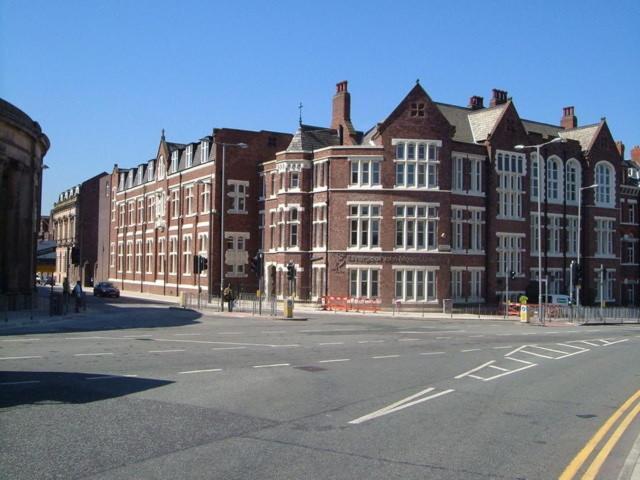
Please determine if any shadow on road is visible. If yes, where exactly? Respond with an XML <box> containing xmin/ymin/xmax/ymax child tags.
<box><xmin>0</xmin><ymin>371</ymin><xmax>173</xmax><ymax>408</ymax></box>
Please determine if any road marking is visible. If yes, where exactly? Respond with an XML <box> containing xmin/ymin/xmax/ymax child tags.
<box><xmin>518</xmin><ymin>349</ymin><xmax>555</xmax><ymax>359</ymax></box>
<box><xmin>399</xmin><ymin>338</ymin><xmax>420</xmax><ymax>342</ymax></box>
<box><xmin>148</xmin><ymin>349</ymin><xmax>185</xmax><ymax>353</ymax></box>
<box><xmin>0</xmin><ymin>380</ymin><xmax>41</xmax><ymax>386</ymax></box>
<box><xmin>398</xmin><ymin>330</ymin><xmax>464</xmax><ymax>334</ymax></box>
<box><xmin>601</xmin><ymin>338</ymin><xmax>629</xmax><ymax>346</ymax></box>
<box><xmin>262</xmin><ymin>330</ymin><xmax>286</xmax><ymax>333</ymax></box>
<box><xmin>253</xmin><ymin>363</ymin><xmax>290</xmax><ymax>368</ymax></box>
<box><xmin>559</xmin><ymin>388</ymin><xmax>640</xmax><ymax>480</ymax></box>
<box><xmin>493</xmin><ymin>346</ymin><xmax>513</xmax><ymax>350</ymax></box>
<box><xmin>2</xmin><ymin>338</ymin><xmax>41</xmax><ymax>342</ymax></box>
<box><xmin>488</xmin><ymin>365</ymin><xmax>510</xmax><ymax>372</ymax></box>
<box><xmin>469</xmin><ymin>335</ymin><xmax>485</xmax><ymax>338</ymax></box>
<box><xmin>419</xmin><ymin>351</ymin><xmax>445</xmax><ymax>356</ymax></box>
<box><xmin>504</xmin><ymin>345</ymin><xmax>529</xmax><ymax>357</ymax></box>
<box><xmin>497</xmin><ymin>333</ymin><xmax>513</xmax><ymax>336</ymax></box>
<box><xmin>0</xmin><ymin>355</ymin><xmax>43</xmax><ymax>360</ymax></box>
<box><xmin>211</xmin><ymin>346</ymin><xmax>246</xmax><ymax>351</ymax></box>
<box><xmin>349</xmin><ymin>388</ymin><xmax>455</xmax><ymax>425</ymax></box>
<box><xmin>436</xmin><ymin>336</ymin><xmax>451</xmax><ymax>340</ymax></box>
<box><xmin>505</xmin><ymin>356</ymin><xmax>535</xmax><ymax>365</ymax></box>
<box><xmin>218</xmin><ymin>332</ymin><xmax>243</xmax><ymax>335</ymax></box>
<box><xmin>461</xmin><ymin>348</ymin><xmax>481</xmax><ymax>352</ymax></box>
<box><xmin>73</xmin><ymin>353</ymin><xmax>114</xmax><ymax>357</ymax></box>
<box><xmin>455</xmin><ymin>361</ymin><xmax>495</xmax><ymax>379</ymax></box>
<box><xmin>154</xmin><ymin>338</ymin><xmax>299</xmax><ymax>348</ymax></box>
<box><xmin>357</xmin><ymin>340</ymin><xmax>384</xmax><ymax>344</ymax></box>
<box><xmin>318</xmin><ymin>359</ymin><xmax>350</xmax><ymax>363</ymax></box>
<box><xmin>372</xmin><ymin>355</ymin><xmax>400</xmax><ymax>359</ymax></box>
<box><xmin>319</xmin><ymin>342</ymin><xmax>344</xmax><ymax>345</ymax></box>
<box><xmin>178</xmin><ymin>368</ymin><xmax>222</xmax><ymax>374</ymax></box>
<box><xmin>175</xmin><ymin>333</ymin><xmax>201</xmax><ymax>336</ymax></box>
<box><xmin>85</xmin><ymin>375</ymin><xmax>138</xmax><ymax>380</ymax></box>
<box><xmin>122</xmin><ymin>335</ymin><xmax>152</xmax><ymax>338</ymax></box>
<box><xmin>478</xmin><ymin>363</ymin><xmax>537</xmax><ymax>381</ymax></box>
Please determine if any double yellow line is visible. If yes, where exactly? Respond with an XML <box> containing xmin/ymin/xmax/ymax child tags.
<box><xmin>559</xmin><ymin>388</ymin><xmax>640</xmax><ymax>479</ymax></box>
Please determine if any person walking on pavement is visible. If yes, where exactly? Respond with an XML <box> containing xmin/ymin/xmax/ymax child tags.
<box><xmin>223</xmin><ymin>284</ymin><xmax>235</xmax><ymax>312</ymax></box>
<box><xmin>62</xmin><ymin>277</ymin><xmax>70</xmax><ymax>314</ymax></box>
<box><xmin>72</xmin><ymin>280</ymin><xmax>83</xmax><ymax>313</ymax></box>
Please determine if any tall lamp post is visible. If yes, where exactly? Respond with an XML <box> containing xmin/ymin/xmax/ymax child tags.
<box><xmin>216</xmin><ymin>141</ymin><xmax>248</xmax><ymax>310</ymax></box>
<box><xmin>515</xmin><ymin>137</ymin><xmax>566</xmax><ymax>324</ymax></box>
<box><xmin>576</xmin><ymin>183</ymin><xmax>599</xmax><ymax>306</ymax></box>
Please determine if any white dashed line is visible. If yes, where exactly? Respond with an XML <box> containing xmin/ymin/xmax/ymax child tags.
<box><xmin>0</xmin><ymin>380</ymin><xmax>41</xmax><ymax>385</ymax></box>
<box><xmin>262</xmin><ymin>330</ymin><xmax>286</xmax><ymax>334</ymax></box>
<box><xmin>253</xmin><ymin>363</ymin><xmax>290</xmax><ymax>368</ymax></box>
<box><xmin>319</xmin><ymin>342</ymin><xmax>344</xmax><ymax>345</ymax></box>
<box><xmin>148</xmin><ymin>349</ymin><xmax>185</xmax><ymax>353</ymax></box>
<box><xmin>178</xmin><ymin>368</ymin><xmax>222</xmax><ymax>374</ymax></box>
<box><xmin>74</xmin><ymin>353</ymin><xmax>114</xmax><ymax>357</ymax></box>
<box><xmin>318</xmin><ymin>359</ymin><xmax>350</xmax><ymax>363</ymax></box>
<box><xmin>436</xmin><ymin>336</ymin><xmax>451</xmax><ymax>340</ymax></box>
<box><xmin>469</xmin><ymin>335</ymin><xmax>485</xmax><ymax>338</ymax></box>
<box><xmin>399</xmin><ymin>338</ymin><xmax>420</xmax><ymax>342</ymax></box>
<box><xmin>419</xmin><ymin>351</ymin><xmax>445</xmax><ymax>356</ymax></box>
<box><xmin>85</xmin><ymin>375</ymin><xmax>138</xmax><ymax>380</ymax></box>
<box><xmin>175</xmin><ymin>333</ymin><xmax>201</xmax><ymax>336</ymax></box>
<box><xmin>2</xmin><ymin>338</ymin><xmax>41</xmax><ymax>342</ymax></box>
<box><xmin>0</xmin><ymin>355</ymin><xmax>43</xmax><ymax>360</ymax></box>
<box><xmin>461</xmin><ymin>348</ymin><xmax>481</xmax><ymax>353</ymax></box>
<box><xmin>211</xmin><ymin>346</ymin><xmax>247</xmax><ymax>351</ymax></box>
<box><xmin>372</xmin><ymin>355</ymin><xmax>400</xmax><ymax>359</ymax></box>
<box><xmin>357</xmin><ymin>340</ymin><xmax>384</xmax><ymax>344</ymax></box>
<box><xmin>493</xmin><ymin>346</ymin><xmax>513</xmax><ymax>349</ymax></box>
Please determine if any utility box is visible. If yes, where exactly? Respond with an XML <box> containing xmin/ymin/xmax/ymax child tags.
<box><xmin>284</xmin><ymin>298</ymin><xmax>294</xmax><ymax>318</ymax></box>
<box><xmin>520</xmin><ymin>304</ymin><xmax>530</xmax><ymax>323</ymax></box>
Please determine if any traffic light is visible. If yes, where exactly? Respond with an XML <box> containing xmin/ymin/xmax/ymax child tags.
<box><xmin>286</xmin><ymin>262</ymin><xmax>296</xmax><ymax>281</ymax></box>
<box><xmin>576</xmin><ymin>264</ymin><xmax>583</xmax><ymax>286</ymax></box>
<box><xmin>193</xmin><ymin>254</ymin><xmax>201</xmax><ymax>274</ymax></box>
<box><xmin>250</xmin><ymin>254</ymin><xmax>262</xmax><ymax>277</ymax></box>
<box><xmin>200</xmin><ymin>256</ymin><xmax>208</xmax><ymax>272</ymax></box>
<box><xmin>71</xmin><ymin>246</ymin><xmax>80</xmax><ymax>265</ymax></box>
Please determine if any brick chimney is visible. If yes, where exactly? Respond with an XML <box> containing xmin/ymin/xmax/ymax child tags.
<box><xmin>331</xmin><ymin>80</ymin><xmax>351</xmax><ymax>131</ymax></box>
<box><xmin>616</xmin><ymin>141</ymin><xmax>625</xmax><ymax>159</ymax></box>
<box><xmin>631</xmin><ymin>145</ymin><xmax>640</xmax><ymax>167</ymax></box>
<box><xmin>561</xmin><ymin>106</ymin><xmax>578</xmax><ymax>129</ymax></box>
<box><xmin>490</xmin><ymin>89</ymin><xmax>508</xmax><ymax>107</ymax></box>
<box><xmin>468</xmin><ymin>96</ymin><xmax>484</xmax><ymax>110</ymax></box>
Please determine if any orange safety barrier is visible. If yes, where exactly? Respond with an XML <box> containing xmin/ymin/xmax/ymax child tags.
<box><xmin>321</xmin><ymin>296</ymin><xmax>381</xmax><ymax>313</ymax></box>
<box><xmin>506</xmin><ymin>302</ymin><xmax>521</xmax><ymax>316</ymax></box>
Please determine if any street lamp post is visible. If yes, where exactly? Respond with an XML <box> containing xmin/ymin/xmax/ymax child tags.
<box><xmin>515</xmin><ymin>137</ymin><xmax>566</xmax><ymax>324</ymax></box>
<box><xmin>576</xmin><ymin>183</ymin><xmax>599</xmax><ymax>307</ymax></box>
<box><xmin>216</xmin><ymin>141</ymin><xmax>248</xmax><ymax>311</ymax></box>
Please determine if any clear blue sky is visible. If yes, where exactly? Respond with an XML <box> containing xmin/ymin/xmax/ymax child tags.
<box><xmin>2</xmin><ymin>0</ymin><xmax>638</xmax><ymax>214</ymax></box>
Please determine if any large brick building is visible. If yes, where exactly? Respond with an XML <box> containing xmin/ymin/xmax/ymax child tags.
<box><xmin>261</xmin><ymin>81</ymin><xmax>639</xmax><ymax>307</ymax></box>
<box><xmin>97</xmin><ymin>128</ymin><xmax>291</xmax><ymax>297</ymax></box>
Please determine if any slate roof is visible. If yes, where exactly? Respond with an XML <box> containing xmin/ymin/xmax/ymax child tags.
<box><xmin>468</xmin><ymin>103</ymin><xmax>508</xmax><ymax>142</ymax></box>
<box><xmin>558</xmin><ymin>124</ymin><xmax>600</xmax><ymax>151</ymax></box>
<box><xmin>522</xmin><ymin>119</ymin><xmax>562</xmax><ymax>139</ymax></box>
<box><xmin>435</xmin><ymin>103</ymin><xmax>474</xmax><ymax>143</ymax></box>
<box><xmin>286</xmin><ymin>124</ymin><xmax>341</xmax><ymax>152</ymax></box>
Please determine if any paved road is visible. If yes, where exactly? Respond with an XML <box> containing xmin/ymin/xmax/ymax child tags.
<box><xmin>1</xmin><ymin>304</ymin><xmax>639</xmax><ymax>479</ymax></box>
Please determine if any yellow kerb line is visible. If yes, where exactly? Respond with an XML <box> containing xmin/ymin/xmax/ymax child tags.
<box><xmin>558</xmin><ymin>388</ymin><xmax>640</xmax><ymax>480</ymax></box>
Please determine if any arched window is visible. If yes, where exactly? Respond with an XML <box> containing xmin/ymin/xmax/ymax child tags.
<box><xmin>531</xmin><ymin>154</ymin><xmax>540</xmax><ymax>200</ymax></box>
<box><xmin>546</xmin><ymin>156</ymin><xmax>563</xmax><ymax>202</ymax></box>
<box><xmin>157</xmin><ymin>155</ymin><xmax>165</xmax><ymax>180</ymax></box>
<box><xmin>595</xmin><ymin>161</ymin><xmax>615</xmax><ymax>207</ymax></box>
<box><xmin>565</xmin><ymin>159</ymin><xmax>581</xmax><ymax>204</ymax></box>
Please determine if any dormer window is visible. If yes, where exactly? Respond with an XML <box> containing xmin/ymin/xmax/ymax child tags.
<box><xmin>136</xmin><ymin>167</ymin><xmax>143</xmax><ymax>185</ymax></box>
<box><xmin>147</xmin><ymin>161</ymin><xmax>155</xmax><ymax>181</ymax></box>
<box><xmin>126</xmin><ymin>171</ymin><xmax>133</xmax><ymax>189</ymax></box>
<box><xmin>186</xmin><ymin>145</ymin><xmax>193</xmax><ymax>168</ymax></box>
<box><xmin>157</xmin><ymin>156</ymin><xmax>165</xmax><ymax>180</ymax></box>
<box><xmin>170</xmin><ymin>151</ymin><xmax>178</xmax><ymax>173</ymax></box>
<box><xmin>201</xmin><ymin>141</ymin><xmax>209</xmax><ymax>163</ymax></box>
<box><xmin>410</xmin><ymin>103</ymin><xmax>425</xmax><ymax>117</ymax></box>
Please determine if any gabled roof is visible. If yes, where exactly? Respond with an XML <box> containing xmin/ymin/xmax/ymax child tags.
<box><xmin>286</xmin><ymin>124</ymin><xmax>340</xmax><ymax>152</ymax></box>
<box><xmin>468</xmin><ymin>103</ymin><xmax>508</xmax><ymax>142</ymax></box>
<box><xmin>521</xmin><ymin>119</ymin><xmax>562</xmax><ymax>139</ymax></box>
<box><xmin>435</xmin><ymin>103</ymin><xmax>474</xmax><ymax>143</ymax></box>
<box><xmin>558</xmin><ymin>123</ymin><xmax>600</xmax><ymax>151</ymax></box>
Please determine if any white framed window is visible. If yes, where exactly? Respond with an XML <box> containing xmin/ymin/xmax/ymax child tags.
<box><xmin>596</xmin><ymin>269</ymin><xmax>616</xmax><ymax>302</ymax></box>
<box><xmin>394</xmin><ymin>267</ymin><xmax>438</xmax><ymax>302</ymax></box>
<box><xmin>185</xmin><ymin>145</ymin><xmax>193</xmax><ymax>168</ymax></box>
<box><xmin>311</xmin><ymin>265</ymin><xmax>326</xmax><ymax>300</ymax></box>
<box><xmin>546</xmin><ymin>156</ymin><xmax>563</xmax><ymax>202</ymax></box>
<box><xmin>117</xmin><ymin>242</ymin><xmax>124</xmax><ymax>272</ymax></box>
<box><xmin>595</xmin><ymin>161</ymin><xmax>615</xmax><ymax>207</ymax></box>
<box><xmin>126</xmin><ymin>241</ymin><xmax>133</xmax><ymax>273</ymax></box>
<box><xmin>170</xmin><ymin>151</ymin><xmax>179</xmax><ymax>173</ymax></box>
<box><xmin>182</xmin><ymin>235</ymin><xmax>192</xmax><ymax>275</ymax></box>
<box><xmin>496</xmin><ymin>151</ymin><xmax>525</xmax><ymax>219</ymax></box>
<box><xmin>469</xmin><ymin>269</ymin><xmax>484</xmax><ymax>301</ymax></box>
<box><xmin>349</xmin><ymin>204</ymin><xmax>381</xmax><ymax>249</ymax></box>
<box><xmin>548</xmin><ymin>215</ymin><xmax>562</xmax><ymax>255</ymax></box>
<box><xmin>118</xmin><ymin>204</ymin><xmax>125</xmax><ymax>227</ymax></box>
<box><xmin>595</xmin><ymin>218</ymin><xmax>615</xmax><ymax>256</ymax></box>
<box><xmin>137</xmin><ymin>199</ymin><xmax>144</xmax><ymax>224</ymax></box>
<box><xmin>629</xmin><ymin>203</ymin><xmax>637</xmax><ymax>224</ymax></box>
<box><xmin>109</xmin><ymin>243</ymin><xmax>116</xmax><ymax>268</ymax></box>
<box><xmin>228</xmin><ymin>181</ymin><xmax>248</xmax><ymax>213</ymax></box>
<box><xmin>157</xmin><ymin>156</ymin><xmax>165</xmax><ymax>180</ymax></box>
<box><xmin>201</xmin><ymin>140</ymin><xmax>209</xmax><ymax>164</ymax></box>
<box><xmin>451</xmin><ymin>270</ymin><xmax>464</xmax><ymax>301</ymax></box>
<box><xmin>185</xmin><ymin>185</ymin><xmax>195</xmax><ymax>215</ymax></box>
<box><xmin>497</xmin><ymin>234</ymin><xmax>523</xmax><ymax>277</ymax></box>
<box><xmin>147</xmin><ymin>161</ymin><xmax>155</xmax><ymax>182</ymax></box>
<box><xmin>393</xmin><ymin>139</ymin><xmax>440</xmax><ymax>188</ymax></box>
<box><xmin>225</xmin><ymin>233</ymin><xmax>248</xmax><ymax>277</ymax></box>
<box><xmin>452</xmin><ymin>156</ymin><xmax>464</xmax><ymax>191</ymax></box>
<box><xmin>146</xmin><ymin>196</ymin><xmax>155</xmax><ymax>223</ymax></box>
<box><xmin>145</xmin><ymin>239</ymin><xmax>154</xmax><ymax>273</ymax></box>
<box><xmin>548</xmin><ymin>269</ymin><xmax>563</xmax><ymax>295</ymax></box>
<box><xmin>199</xmin><ymin>182</ymin><xmax>211</xmax><ymax>213</ymax></box>
<box><xmin>394</xmin><ymin>204</ymin><xmax>438</xmax><ymax>250</ymax></box>
<box><xmin>622</xmin><ymin>240</ymin><xmax>636</xmax><ymax>264</ymax></box>
<box><xmin>289</xmin><ymin>172</ymin><xmax>300</xmax><ymax>189</ymax></box>
<box><xmin>170</xmin><ymin>189</ymin><xmax>180</xmax><ymax>218</ymax></box>
<box><xmin>452</xmin><ymin>208</ymin><xmax>465</xmax><ymax>251</ymax></box>
<box><xmin>289</xmin><ymin>208</ymin><xmax>299</xmax><ymax>247</ymax></box>
<box><xmin>469</xmin><ymin>209</ymin><xmax>484</xmax><ymax>252</ymax></box>
<box><xmin>259</xmin><ymin>174</ymin><xmax>266</xmax><ymax>200</ymax></box>
<box><xmin>198</xmin><ymin>233</ymin><xmax>208</xmax><ymax>276</ymax></box>
<box><xmin>157</xmin><ymin>238</ymin><xmax>165</xmax><ymax>274</ymax></box>
<box><xmin>350</xmin><ymin>158</ymin><xmax>382</xmax><ymax>187</ymax></box>
<box><xmin>348</xmin><ymin>267</ymin><xmax>380</xmax><ymax>298</ymax></box>
<box><xmin>128</xmin><ymin>202</ymin><xmax>135</xmax><ymax>225</ymax></box>
<box><xmin>135</xmin><ymin>240</ymin><xmax>142</xmax><ymax>273</ymax></box>
<box><xmin>565</xmin><ymin>159</ymin><xmax>581</xmax><ymax>204</ymax></box>
<box><xmin>168</xmin><ymin>236</ymin><xmax>178</xmax><ymax>274</ymax></box>
<box><xmin>313</xmin><ymin>204</ymin><xmax>327</xmax><ymax>249</ymax></box>
<box><xmin>470</xmin><ymin>158</ymin><xmax>483</xmax><ymax>194</ymax></box>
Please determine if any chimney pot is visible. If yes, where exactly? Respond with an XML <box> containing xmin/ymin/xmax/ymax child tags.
<box><xmin>468</xmin><ymin>95</ymin><xmax>484</xmax><ymax>110</ymax></box>
<box><xmin>490</xmin><ymin>89</ymin><xmax>508</xmax><ymax>107</ymax></box>
<box><xmin>631</xmin><ymin>145</ymin><xmax>640</xmax><ymax>166</ymax></box>
<box><xmin>561</xmin><ymin>105</ymin><xmax>578</xmax><ymax>130</ymax></box>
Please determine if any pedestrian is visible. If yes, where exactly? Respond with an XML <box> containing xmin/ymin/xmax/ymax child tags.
<box><xmin>223</xmin><ymin>284</ymin><xmax>235</xmax><ymax>312</ymax></box>
<box><xmin>62</xmin><ymin>277</ymin><xmax>70</xmax><ymax>314</ymax></box>
<box><xmin>72</xmin><ymin>280</ymin><xmax>83</xmax><ymax>313</ymax></box>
